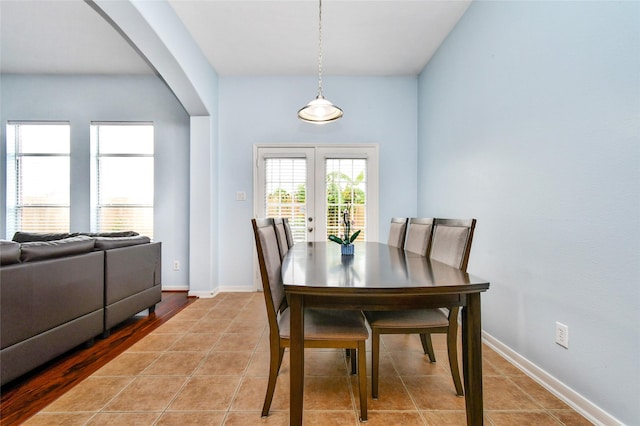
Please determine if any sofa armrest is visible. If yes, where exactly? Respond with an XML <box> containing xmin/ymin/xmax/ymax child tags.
<box><xmin>104</xmin><ymin>242</ymin><xmax>161</xmax><ymax>305</ymax></box>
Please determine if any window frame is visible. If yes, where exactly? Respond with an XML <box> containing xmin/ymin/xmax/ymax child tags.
<box><xmin>90</xmin><ymin>121</ymin><xmax>154</xmax><ymax>239</ymax></box>
<box><xmin>5</xmin><ymin>121</ymin><xmax>71</xmax><ymax>236</ymax></box>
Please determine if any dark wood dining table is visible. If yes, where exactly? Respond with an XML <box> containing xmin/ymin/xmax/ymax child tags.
<box><xmin>282</xmin><ymin>241</ymin><xmax>490</xmax><ymax>425</ymax></box>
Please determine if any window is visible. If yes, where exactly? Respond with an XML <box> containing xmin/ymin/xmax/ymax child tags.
<box><xmin>91</xmin><ymin>122</ymin><xmax>154</xmax><ymax>239</ymax></box>
<box><xmin>264</xmin><ymin>157</ymin><xmax>308</xmax><ymax>243</ymax></box>
<box><xmin>6</xmin><ymin>122</ymin><xmax>70</xmax><ymax>236</ymax></box>
<box><xmin>325</xmin><ymin>158</ymin><xmax>367</xmax><ymax>241</ymax></box>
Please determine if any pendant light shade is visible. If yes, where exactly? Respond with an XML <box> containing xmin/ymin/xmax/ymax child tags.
<box><xmin>298</xmin><ymin>0</ymin><xmax>342</xmax><ymax>123</ymax></box>
<box><xmin>298</xmin><ymin>95</ymin><xmax>343</xmax><ymax>123</ymax></box>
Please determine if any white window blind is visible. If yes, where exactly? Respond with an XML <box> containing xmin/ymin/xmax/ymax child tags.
<box><xmin>91</xmin><ymin>123</ymin><xmax>154</xmax><ymax>239</ymax></box>
<box><xmin>325</xmin><ymin>158</ymin><xmax>367</xmax><ymax>241</ymax></box>
<box><xmin>6</xmin><ymin>122</ymin><xmax>70</xmax><ymax>236</ymax></box>
<box><xmin>264</xmin><ymin>157</ymin><xmax>307</xmax><ymax>243</ymax></box>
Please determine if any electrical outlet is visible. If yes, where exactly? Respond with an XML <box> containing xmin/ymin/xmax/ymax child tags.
<box><xmin>555</xmin><ymin>322</ymin><xmax>569</xmax><ymax>348</ymax></box>
<box><xmin>173</xmin><ymin>260</ymin><xmax>180</xmax><ymax>271</ymax></box>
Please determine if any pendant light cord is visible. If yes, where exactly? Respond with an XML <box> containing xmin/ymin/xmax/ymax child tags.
<box><xmin>317</xmin><ymin>0</ymin><xmax>324</xmax><ymax>98</ymax></box>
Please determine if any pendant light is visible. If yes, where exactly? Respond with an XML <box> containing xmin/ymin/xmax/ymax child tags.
<box><xmin>298</xmin><ymin>0</ymin><xmax>343</xmax><ymax>123</ymax></box>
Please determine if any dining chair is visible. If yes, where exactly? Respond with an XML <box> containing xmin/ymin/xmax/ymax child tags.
<box><xmin>251</xmin><ymin>218</ymin><xmax>369</xmax><ymax>421</ymax></box>
<box><xmin>404</xmin><ymin>217</ymin><xmax>435</xmax><ymax>255</ymax></box>
<box><xmin>387</xmin><ymin>217</ymin><xmax>408</xmax><ymax>248</ymax></box>
<box><xmin>282</xmin><ymin>217</ymin><xmax>294</xmax><ymax>248</ymax></box>
<box><xmin>273</xmin><ymin>218</ymin><xmax>289</xmax><ymax>260</ymax></box>
<box><xmin>363</xmin><ymin>218</ymin><xmax>476</xmax><ymax>399</ymax></box>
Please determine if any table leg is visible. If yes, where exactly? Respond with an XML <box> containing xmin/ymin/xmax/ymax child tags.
<box><xmin>462</xmin><ymin>293</ymin><xmax>484</xmax><ymax>425</ymax></box>
<box><xmin>289</xmin><ymin>293</ymin><xmax>304</xmax><ymax>425</ymax></box>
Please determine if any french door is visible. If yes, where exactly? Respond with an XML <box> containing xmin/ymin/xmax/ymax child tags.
<box><xmin>254</xmin><ymin>144</ymin><xmax>379</xmax><ymax>243</ymax></box>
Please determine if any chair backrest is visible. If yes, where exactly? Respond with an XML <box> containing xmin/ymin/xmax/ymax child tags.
<box><xmin>404</xmin><ymin>218</ymin><xmax>434</xmax><ymax>255</ymax></box>
<box><xmin>273</xmin><ymin>218</ymin><xmax>289</xmax><ymax>260</ymax></box>
<box><xmin>252</xmin><ymin>218</ymin><xmax>287</xmax><ymax>329</ymax></box>
<box><xmin>387</xmin><ymin>217</ymin><xmax>408</xmax><ymax>248</ymax></box>
<box><xmin>283</xmin><ymin>217</ymin><xmax>294</xmax><ymax>248</ymax></box>
<box><xmin>429</xmin><ymin>218</ymin><xmax>476</xmax><ymax>272</ymax></box>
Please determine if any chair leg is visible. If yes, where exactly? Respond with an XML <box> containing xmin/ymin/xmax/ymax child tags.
<box><xmin>262</xmin><ymin>345</ymin><xmax>284</xmax><ymax>417</ymax></box>
<box><xmin>446</xmin><ymin>307</ymin><xmax>464</xmax><ymax>397</ymax></box>
<box><xmin>371</xmin><ymin>329</ymin><xmax>380</xmax><ymax>399</ymax></box>
<box><xmin>349</xmin><ymin>348</ymin><xmax>357</xmax><ymax>375</ymax></box>
<box><xmin>357</xmin><ymin>341</ymin><xmax>368</xmax><ymax>422</ymax></box>
<box><xmin>419</xmin><ymin>333</ymin><xmax>437</xmax><ymax>362</ymax></box>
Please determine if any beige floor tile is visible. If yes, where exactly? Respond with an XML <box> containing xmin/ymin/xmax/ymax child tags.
<box><xmin>169</xmin><ymin>376</ymin><xmax>242</xmax><ymax>411</ymax></box>
<box><xmin>23</xmin><ymin>412</ymin><xmax>94</xmax><ymax>425</ymax></box>
<box><xmin>360</xmin><ymin>411</ymin><xmax>424</xmax><ymax>426</ymax></box>
<box><xmin>365</xmin><ymin>350</ymin><xmax>398</xmax><ymax>377</ymax></box>
<box><xmin>194</xmin><ymin>351</ymin><xmax>252</xmax><ymax>375</ymax></box>
<box><xmin>245</xmin><ymin>349</ymin><xmax>286</xmax><ymax>377</ymax></box>
<box><xmin>381</xmin><ymin>334</ymin><xmax>425</xmax><ymax>352</ymax></box>
<box><xmin>509</xmin><ymin>375</ymin><xmax>570</xmax><ymax>410</ymax></box>
<box><xmin>128</xmin><ymin>333</ymin><xmax>183</xmax><ymax>352</ymax></box>
<box><xmin>202</xmin><ymin>306</ymin><xmax>241</xmax><ymax>319</ymax></box>
<box><xmin>194</xmin><ymin>316</ymin><xmax>233</xmax><ymax>332</ymax></box>
<box><xmin>482</xmin><ymin>347</ymin><xmax>526</xmax><ymax>376</ymax></box>
<box><xmin>42</xmin><ymin>376</ymin><xmax>134</xmax><ymax>412</ymax></box>
<box><xmin>153</xmin><ymin>319</ymin><xmax>199</xmax><ymax>334</ymax></box>
<box><xmin>304</xmin><ymin>350</ymin><xmax>351</xmax><ymax>376</ymax></box>
<box><xmin>230</xmin><ymin>376</ymin><xmax>270</xmax><ymax>411</ymax></box>
<box><xmin>214</xmin><ymin>332</ymin><xmax>262</xmax><ymax>351</ymax></box>
<box><xmin>92</xmin><ymin>352</ymin><xmax>160</xmax><ymax>376</ymax></box>
<box><xmin>388</xmin><ymin>351</ymin><xmax>449</xmax><ymax>376</ymax></box>
<box><xmin>225</xmin><ymin>410</ymin><xmax>289</xmax><ymax>425</ymax></box>
<box><xmin>302</xmin><ymin>410</ymin><xmax>358</xmax><ymax>425</ymax></box>
<box><xmin>350</xmin><ymin>375</ymin><xmax>416</xmax><ymax>411</ymax></box>
<box><xmin>402</xmin><ymin>375</ymin><xmax>466</xmax><ymax>410</ymax></box>
<box><xmin>156</xmin><ymin>411</ymin><xmax>226</xmax><ymax>425</ymax></box>
<box><xmin>487</xmin><ymin>410</ymin><xmax>563</xmax><ymax>425</ymax></box>
<box><xmin>422</xmin><ymin>410</ymin><xmax>468</xmax><ymax>426</ymax></box>
<box><xmin>25</xmin><ymin>292</ymin><xmax>590</xmax><ymax>426</ymax></box>
<box><xmin>104</xmin><ymin>376</ymin><xmax>187</xmax><ymax>411</ymax></box>
<box><xmin>549</xmin><ymin>410</ymin><xmax>594</xmax><ymax>425</ymax></box>
<box><xmin>169</xmin><ymin>331</ymin><xmax>222</xmax><ymax>352</ymax></box>
<box><xmin>85</xmin><ymin>412</ymin><xmax>161</xmax><ymax>425</ymax></box>
<box><xmin>141</xmin><ymin>351</ymin><xmax>206</xmax><ymax>376</ymax></box>
<box><xmin>302</xmin><ymin>376</ymin><xmax>353</xmax><ymax>411</ymax></box>
<box><xmin>226</xmin><ymin>318</ymin><xmax>267</xmax><ymax>335</ymax></box>
<box><xmin>483</xmin><ymin>376</ymin><xmax>543</xmax><ymax>410</ymax></box>
<box><xmin>171</xmin><ymin>305</ymin><xmax>213</xmax><ymax>321</ymax></box>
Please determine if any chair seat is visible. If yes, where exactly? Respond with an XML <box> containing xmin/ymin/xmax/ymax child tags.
<box><xmin>363</xmin><ymin>309</ymin><xmax>449</xmax><ymax>329</ymax></box>
<box><xmin>279</xmin><ymin>308</ymin><xmax>369</xmax><ymax>340</ymax></box>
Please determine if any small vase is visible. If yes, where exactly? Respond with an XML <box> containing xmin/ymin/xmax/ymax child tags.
<box><xmin>341</xmin><ymin>243</ymin><xmax>354</xmax><ymax>256</ymax></box>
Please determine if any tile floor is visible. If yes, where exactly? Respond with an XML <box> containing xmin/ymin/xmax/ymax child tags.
<box><xmin>24</xmin><ymin>292</ymin><xmax>592</xmax><ymax>425</ymax></box>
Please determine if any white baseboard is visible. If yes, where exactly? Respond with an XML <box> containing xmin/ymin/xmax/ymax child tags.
<box><xmin>217</xmin><ymin>285</ymin><xmax>257</xmax><ymax>293</ymax></box>
<box><xmin>161</xmin><ymin>285</ymin><xmax>189</xmax><ymax>292</ymax></box>
<box><xmin>187</xmin><ymin>288</ymin><xmax>220</xmax><ymax>298</ymax></box>
<box><xmin>482</xmin><ymin>331</ymin><xmax>622</xmax><ymax>426</ymax></box>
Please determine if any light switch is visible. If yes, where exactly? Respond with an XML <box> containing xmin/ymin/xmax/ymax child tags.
<box><xmin>236</xmin><ymin>191</ymin><xmax>246</xmax><ymax>201</ymax></box>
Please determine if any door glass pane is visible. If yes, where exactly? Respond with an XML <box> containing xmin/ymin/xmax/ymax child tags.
<box><xmin>325</xmin><ymin>159</ymin><xmax>367</xmax><ymax>241</ymax></box>
<box><xmin>264</xmin><ymin>158</ymin><xmax>307</xmax><ymax>243</ymax></box>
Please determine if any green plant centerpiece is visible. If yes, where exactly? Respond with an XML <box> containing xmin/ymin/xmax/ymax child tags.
<box><xmin>328</xmin><ymin>205</ymin><xmax>361</xmax><ymax>255</ymax></box>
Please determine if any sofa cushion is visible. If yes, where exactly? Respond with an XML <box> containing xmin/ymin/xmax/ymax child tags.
<box><xmin>94</xmin><ymin>236</ymin><xmax>150</xmax><ymax>250</ymax></box>
<box><xmin>12</xmin><ymin>232</ymin><xmax>71</xmax><ymax>243</ymax></box>
<box><xmin>20</xmin><ymin>235</ymin><xmax>96</xmax><ymax>262</ymax></box>
<box><xmin>0</xmin><ymin>240</ymin><xmax>21</xmax><ymax>265</ymax></box>
<box><xmin>78</xmin><ymin>231</ymin><xmax>139</xmax><ymax>238</ymax></box>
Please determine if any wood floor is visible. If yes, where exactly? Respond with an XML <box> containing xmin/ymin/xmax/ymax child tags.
<box><xmin>0</xmin><ymin>292</ymin><xmax>195</xmax><ymax>426</ymax></box>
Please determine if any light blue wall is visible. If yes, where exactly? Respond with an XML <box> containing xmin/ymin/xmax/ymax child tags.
<box><xmin>417</xmin><ymin>1</ymin><xmax>639</xmax><ymax>424</ymax></box>
<box><xmin>0</xmin><ymin>74</ymin><xmax>191</xmax><ymax>289</ymax></box>
<box><xmin>218</xmin><ymin>76</ymin><xmax>418</xmax><ymax>289</ymax></box>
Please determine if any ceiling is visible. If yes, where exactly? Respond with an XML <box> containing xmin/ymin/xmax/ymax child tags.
<box><xmin>0</xmin><ymin>0</ymin><xmax>471</xmax><ymax>77</ymax></box>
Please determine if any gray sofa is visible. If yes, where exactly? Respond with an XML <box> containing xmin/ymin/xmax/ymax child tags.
<box><xmin>0</xmin><ymin>233</ymin><xmax>161</xmax><ymax>386</ymax></box>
